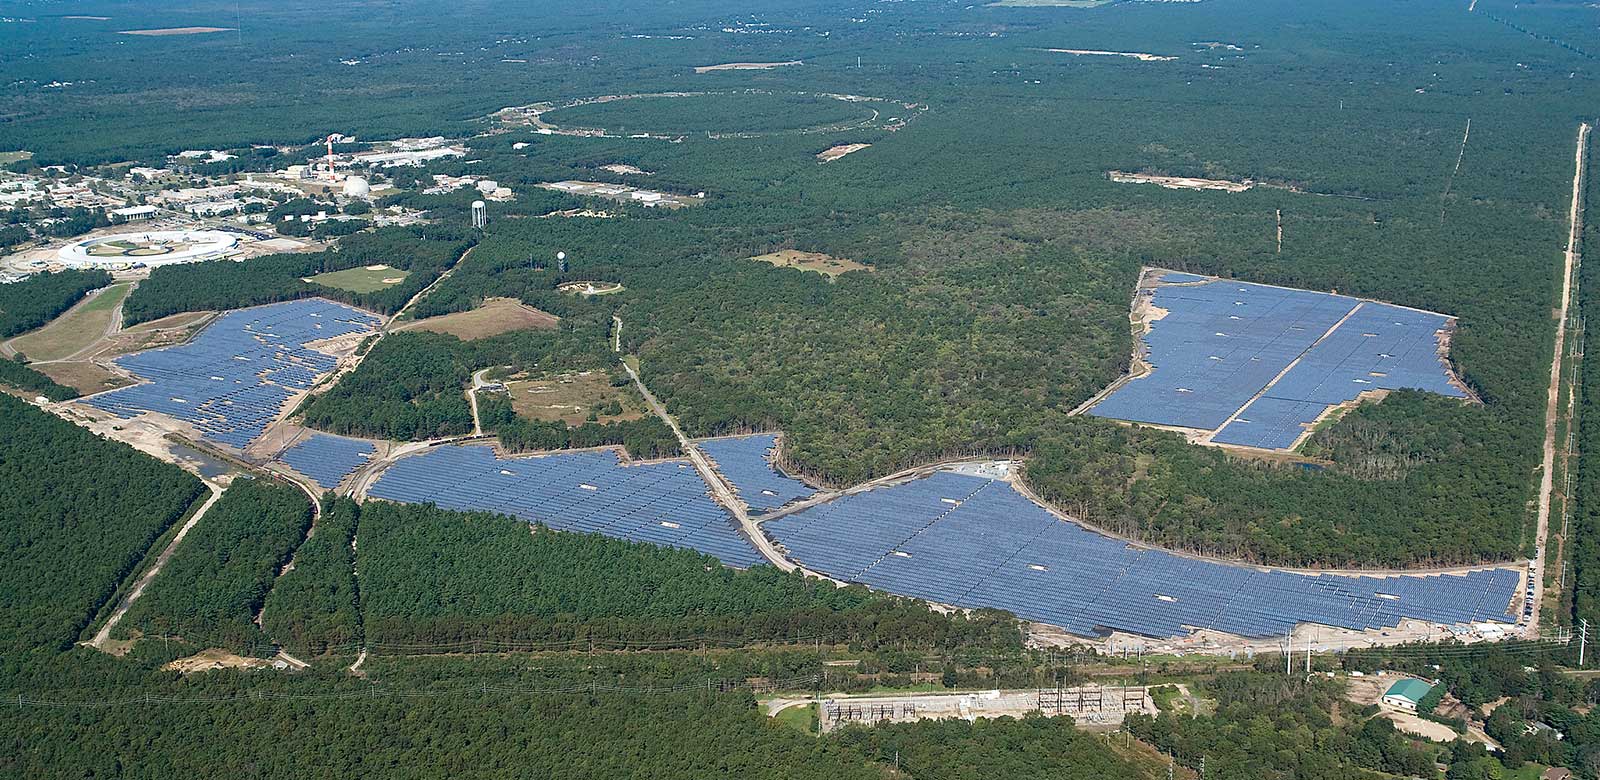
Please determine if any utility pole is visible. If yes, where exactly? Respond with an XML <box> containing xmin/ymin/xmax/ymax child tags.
<box><xmin>1582</xmin><ymin>618</ymin><xmax>1589</xmax><ymax>666</ymax></box>
<box><xmin>1285</xmin><ymin>631</ymin><xmax>1292</xmax><ymax>676</ymax></box>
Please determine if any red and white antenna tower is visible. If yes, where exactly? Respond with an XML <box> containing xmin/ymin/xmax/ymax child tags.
<box><xmin>324</xmin><ymin>135</ymin><xmax>337</xmax><ymax>181</ymax></box>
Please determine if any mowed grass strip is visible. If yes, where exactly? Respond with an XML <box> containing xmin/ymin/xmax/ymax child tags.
<box><xmin>307</xmin><ymin>266</ymin><xmax>409</xmax><ymax>294</ymax></box>
<box><xmin>395</xmin><ymin>298</ymin><xmax>559</xmax><ymax>341</ymax></box>
<box><xmin>8</xmin><ymin>282</ymin><xmax>133</xmax><ymax>362</ymax></box>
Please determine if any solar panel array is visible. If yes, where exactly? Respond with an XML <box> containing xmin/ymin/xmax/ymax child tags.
<box><xmin>278</xmin><ymin>433</ymin><xmax>376</xmax><ymax>490</ymax></box>
<box><xmin>86</xmin><ymin>299</ymin><xmax>380</xmax><ymax>449</ymax></box>
<box><xmin>368</xmin><ymin>444</ymin><xmax>764</xmax><ymax>567</ymax></box>
<box><xmin>698</xmin><ymin>434</ymin><xmax>814</xmax><ymax>514</ymax></box>
<box><xmin>765</xmin><ymin>472</ymin><xmax>1519</xmax><ymax>639</ymax></box>
<box><xmin>1089</xmin><ymin>276</ymin><xmax>1464</xmax><ymax>450</ymax></box>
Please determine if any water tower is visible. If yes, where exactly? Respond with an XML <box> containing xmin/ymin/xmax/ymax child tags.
<box><xmin>471</xmin><ymin>200</ymin><xmax>487</xmax><ymax>230</ymax></box>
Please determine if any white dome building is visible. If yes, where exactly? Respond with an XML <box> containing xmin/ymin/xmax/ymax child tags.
<box><xmin>342</xmin><ymin>176</ymin><xmax>371</xmax><ymax>198</ymax></box>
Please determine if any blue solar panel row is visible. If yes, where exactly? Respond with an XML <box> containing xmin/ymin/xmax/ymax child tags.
<box><xmin>85</xmin><ymin>299</ymin><xmax>381</xmax><ymax>449</ymax></box>
<box><xmin>698</xmin><ymin>434</ymin><xmax>814</xmax><ymax>514</ymax></box>
<box><xmin>367</xmin><ymin>444</ymin><xmax>764</xmax><ymax>567</ymax></box>
<box><xmin>1090</xmin><ymin>276</ymin><xmax>1465</xmax><ymax>450</ymax></box>
<box><xmin>279</xmin><ymin>433</ymin><xmax>376</xmax><ymax>490</ymax></box>
<box><xmin>765</xmin><ymin>471</ymin><xmax>1519</xmax><ymax>639</ymax></box>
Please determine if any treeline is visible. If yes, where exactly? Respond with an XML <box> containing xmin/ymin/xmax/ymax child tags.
<box><xmin>1127</xmin><ymin>672</ymin><xmax>1436</xmax><ymax>779</ymax></box>
<box><xmin>0</xmin><ymin>357</ymin><xmax>79</xmax><ymax>400</ymax></box>
<box><xmin>117</xmin><ymin>480</ymin><xmax>312</xmax><ymax>653</ymax></box>
<box><xmin>478</xmin><ymin>390</ymin><xmax>680</xmax><ymax>458</ymax></box>
<box><xmin>352</xmin><ymin>501</ymin><xmax>1023</xmax><ymax>652</ymax></box>
<box><xmin>120</xmin><ymin>225</ymin><xmax>473</xmax><ymax>324</ymax></box>
<box><xmin>0</xmin><ymin>394</ymin><xmax>202</xmax><ymax>654</ymax></box>
<box><xmin>1571</xmin><ymin>130</ymin><xmax>1600</xmax><ymax>634</ymax></box>
<box><xmin>0</xmin><ymin>268</ymin><xmax>111</xmax><ymax>338</ymax></box>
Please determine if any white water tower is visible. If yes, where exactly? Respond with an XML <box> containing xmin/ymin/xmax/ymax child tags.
<box><xmin>471</xmin><ymin>200</ymin><xmax>487</xmax><ymax>230</ymax></box>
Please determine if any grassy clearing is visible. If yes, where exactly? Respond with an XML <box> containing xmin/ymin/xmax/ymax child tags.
<box><xmin>308</xmin><ymin>266</ymin><xmax>408</xmax><ymax>294</ymax></box>
<box><xmin>34</xmin><ymin>361</ymin><xmax>131</xmax><ymax>396</ymax></box>
<box><xmin>8</xmin><ymin>283</ymin><xmax>132</xmax><ymax>362</ymax></box>
<box><xmin>504</xmin><ymin>369</ymin><xmax>642</xmax><ymax>426</ymax></box>
<box><xmin>0</xmin><ymin>151</ymin><xmax>32</xmax><ymax>165</ymax></box>
<box><xmin>771</xmin><ymin>703</ymin><xmax>818</xmax><ymax>735</ymax></box>
<box><xmin>750</xmin><ymin>250</ymin><xmax>869</xmax><ymax>279</ymax></box>
<box><xmin>395</xmin><ymin>298</ymin><xmax>558</xmax><ymax>341</ymax></box>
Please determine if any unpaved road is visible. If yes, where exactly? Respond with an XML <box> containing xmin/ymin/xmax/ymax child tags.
<box><xmin>1531</xmin><ymin>121</ymin><xmax>1590</xmax><ymax>638</ymax></box>
<box><xmin>614</xmin><ymin>321</ymin><xmax>796</xmax><ymax>572</ymax></box>
<box><xmin>89</xmin><ymin>482</ymin><xmax>225</xmax><ymax>651</ymax></box>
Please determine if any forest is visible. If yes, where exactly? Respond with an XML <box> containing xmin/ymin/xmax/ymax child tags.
<box><xmin>0</xmin><ymin>269</ymin><xmax>111</xmax><ymax>339</ymax></box>
<box><xmin>0</xmin><ymin>356</ymin><xmax>80</xmax><ymax>401</ymax></box>
<box><xmin>115</xmin><ymin>479</ymin><xmax>312</xmax><ymax>652</ymax></box>
<box><xmin>0</xmin><ymin>394</ymin><xmax>203</xmax><ymax>655</ymax></box>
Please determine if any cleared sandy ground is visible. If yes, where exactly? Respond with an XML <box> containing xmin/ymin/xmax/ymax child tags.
<box><xmin>695</xmin><ymin>61</ymin><xmax>802</xmax><ymax>73</ymax></box>
<box><xmin>817</xmin><ymin>143</ymin><xmax>871</xmax><ymax>162</ymax></box>
<box><xmin>119</xmin><ymin>26</ymin><xmax>234</xmax><ymax>36</ymax></box>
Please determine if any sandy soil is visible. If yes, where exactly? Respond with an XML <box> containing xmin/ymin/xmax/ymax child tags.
<box><xmin>817</xmin><ymin>143</ymin><xmax>871</xmax><ymax>162</ymax></box>
<box><xmin>163</xmin><ymin>648</ymin><xmax>274</xmax><ymax>674</ymax></box>
<box><xmin>393</xmin><ymin>298</ymin><xmax>559</xmax><ymax>340</ymax></box>
<box><xmin>557</xmin><ymin>281</ymin><xmax>625</xmax><ymax>296</ymax></box>
<box><xmin>118</xmin><ymin>26</ymin><xmax>234</xmax><ymax>36</ymax></box>
<box><xmin>1045</xmin><ymin>48</ymin><xmax>1177</xmax><ymax>62</ymax></box>
<box><xmin>1108</xmin><ymin>171</ymin><xmax>1252</xmax><ymax>192</ymax></box>
<box><xmin>695</xmin><ymin>61</ymin><xmax>802</xmax><ymax>73</ymax></box>
<box><xmin>750</xmin><ymin>250</ymin><xmax>870</xmax><ymax>278</ymax></box>
<box><xmin>599</xmin><ymin>164</ymin><xmax>652</xmax><ymax>175</ymax></box>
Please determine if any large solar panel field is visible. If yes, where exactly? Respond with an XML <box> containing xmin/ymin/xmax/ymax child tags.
<box><xmin>698</xmin><ymin>434</ymin><xmax>815</xmax><ymax>514</ymax></box>
<box><xmin>84</xmin><ymin>299</ymin><xmax>381</xmax><ymax>449</ymax></box>
<box><xmin>1088</xmin><ymin>271</ymin><xmax>1467</xmax><ymax>450</ymax></box>
<box><xmin>367</xmin><ymin>444</ymin><xmax>764</xmax><ymax>567</ymax></box>
<box><xmin>764</xmin><ymin>471</ymin><xmax>1519</xmax><ymax>639</ymax></box>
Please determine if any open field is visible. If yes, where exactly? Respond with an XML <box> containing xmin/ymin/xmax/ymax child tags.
<box><xmin>7</xmin><ymin>282</ymin><xmax>131</xmax><ymax>362</ymax></box>
<box><xmin>307</xmin><ymin>265</ymin><xmax>409</xmax><ymax>293</ymax></box>
<box><xmin>695</xmin><ymin>61</ymin><xmax>802</xmax><ymax>73</ymax></box>
<box><xmin>817</xmin><ymin>143</ymin><xmax>871</xmax><ymax>162</ymax></box>
<box><xmin>0</xmin><ymin>151</ymin><xmax>32</xmax><ymax>165</ymax></box>
<box><xmin>394</xmin><ymin>298</ymin><xmax>558</xmax><ymax>340</ymax></box>
<box><xmin>504</xmin><ymin>370</ymin><xmax>642</xmax><ymax>426</ymax></box>
<box><xmin>105</xmin><ymin>311</ymin><xmax>215</xmax><ymax>356</ymax></box>
<box><xmin>750</xmin><ymin>250</ymin><xmax>869</xmax><ymax>279</ymax></box>
<box><xmin>118</xmin><ymin>27</ymin><xmax>235</xmax><ymax>36</ymax></box>
<box><xmin>33</xmin><ymin>360</ymin><xmax>130</xmax><ymax>396</ymax></box>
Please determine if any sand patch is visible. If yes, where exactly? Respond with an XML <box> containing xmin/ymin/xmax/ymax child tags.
<box><xmin>163</xmin><ymin>648</ymin><xmax>274</xmax><ymax>674</ymax></box>
<box><xmin>119</xmin><ymin>26</ymin><xmax>234</xmax><ymax>36</ymax></box>
<box><xmin>1045</xmin><ymin>48</ymin><xmax>1177</xmax><ymax>62</ymax></box>
<box><xmin>557</xmin><ymin>281</ymin><xmax>625</xmax><ymax>296</ymax></box>
<box><xmin>817</xmin><ymin>143</ymin><xmax>871</xmax><ymax>162</ymax></box>
<box><xmin>1108</xmin><ymin>171</ymin><xmax>1253</xmax><ymax>192</ymax></box>
<box><xmin>599</xmin><ymin>164</ymin><xmax>652</xmax><ymax>176</ymax></box>
<box><xmin>694</xmin><ymin>61</ymin><xmax>802</xmax><ymax>73</ymax></box>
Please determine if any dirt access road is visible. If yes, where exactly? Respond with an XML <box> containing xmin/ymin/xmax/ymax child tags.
<box><xmin>88</xmin><ymin>482</ymin><xmax>225</xmax><ymax>652</ymax></box>
<box><xmin>613</xmin><ymin>316</ymin><xmax>796</xmax><ymax>572</ymax></box>
<box><xmin>1530</xmin><ymin>122</ymin><xmax>1590</xmax><ymax>638</ymax></box>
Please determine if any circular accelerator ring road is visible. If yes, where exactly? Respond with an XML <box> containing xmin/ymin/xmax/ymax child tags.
<box><xmin>493</xmin><ymin>90</ymin><xmax>928</xmax><ymax>140</ymax></box>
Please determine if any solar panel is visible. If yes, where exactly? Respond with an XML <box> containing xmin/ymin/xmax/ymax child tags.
<box><xmin>85</xmin><ymin>299</ymin><xmax>381</xmax><ymax>450</ymax></box>
<box><xmin>278</xmin><ymin>433</ymin><xmax>376</xmax><ymax>490</ymax></box>
<box><xmin>766</xmin><ymin>472</ymin><xmax>1520</xmax><ymax>639</ymax></box>
<box><xmin>1089</xmin><ymin>276</ymin><xmax>1464</xmax><ymax>451</ymax></box>
<box><xmin>368</xmin><ymin>444</ymin><xmax>764</xmax><ymax>568</ymax></box>
<box><xmin>698</xmin><ymin>434</ymin><xmax>814</xmax><ymax>514</ymax></box>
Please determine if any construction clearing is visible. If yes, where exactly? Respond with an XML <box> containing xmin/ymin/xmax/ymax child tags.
<box><xmin>695</xmin><ymin>61</ymin><xmax>802</xmax><ymax>73</ymax></box>
<box><xmin>117</xmin><ymin>26</ymin><xmax>235</xmax><ymax>36</ymax></box>
<box><xmin>1044</xmin><ymin>48</ymin><xmax>1177</xmax><ymax>62</ymax></box>
<box><xmin>393</xmin><ymin>298</ymin><xmax>558</xmax><ymax>340</ymax></box>
<box><xmin>817</xmin><ymin>143</ymin><xmax>871</xmax><ymax>162</ymax></box>
<box><xmin>558</xmin><ymin>280</ymin><xmax>625</xmax><ymax>296</ymax></box>
<box><xmin>750</xmin><ymin>250</ymin><xmax>869</xmax><ymax>279</ymax></box>
<box><xmin>1108</xmin><ymin>171</ymin><xmax>1253</xmax><ymax>193</ymax></box>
